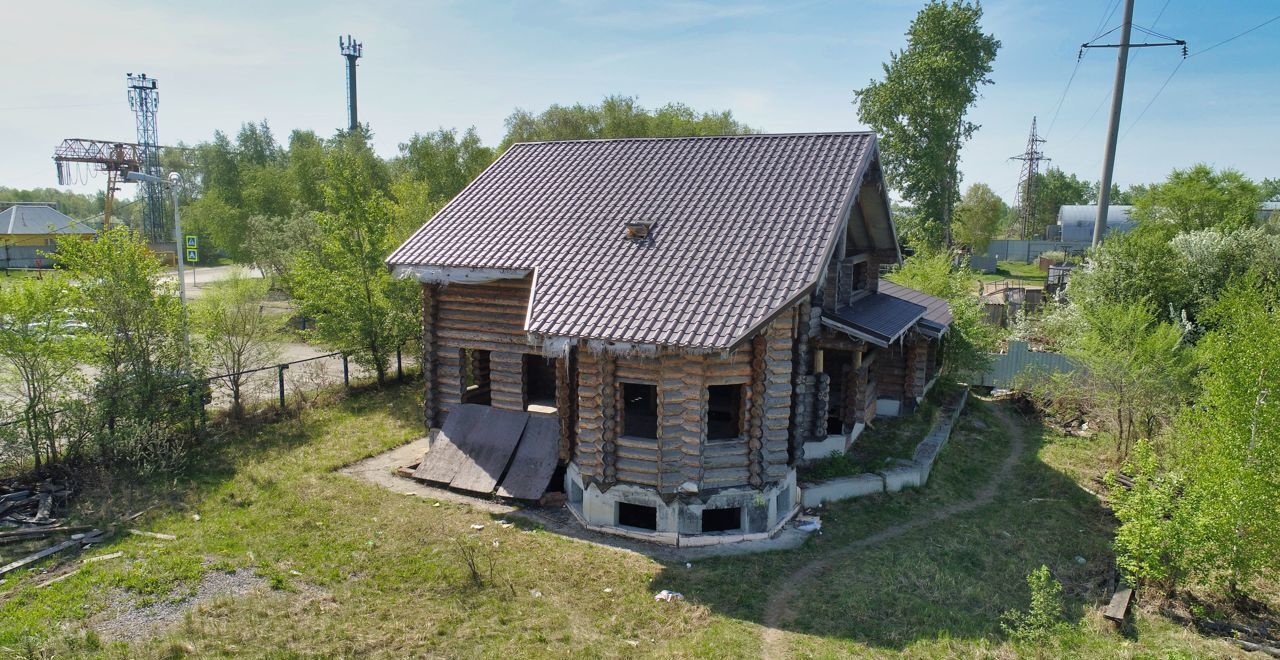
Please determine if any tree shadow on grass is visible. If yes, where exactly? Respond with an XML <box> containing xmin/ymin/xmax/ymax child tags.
<box><xmin>652</xmin><ymin>398</ymin><xmax>1120</xmax><ymax>653</ymax></box>
<box><xmin>74</xmin><ymin>379</ymin><xmax>426</xmax><ymax>525</ymax></box>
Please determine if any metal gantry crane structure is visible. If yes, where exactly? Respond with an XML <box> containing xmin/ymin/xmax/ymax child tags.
<box><xmin>1010</xmin><ymin>117</ymin><xmax>1049</xmax><ymax>241</ymax></box>
<box><xmin>52</xmin><ymin>139</ymin><xmax>145</xmax><ymax>231</ymax></box>
<box><xmin>339</xmin><ymin>35</ymin><xmax>363</xmax><ymax>131</ymax></box>
<box><xmin>127</xmin><ymin>73</ymin><xmax>166</xmax><ymax>242</ymax></box>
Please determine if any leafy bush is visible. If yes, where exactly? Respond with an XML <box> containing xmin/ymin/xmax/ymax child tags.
<box><xmin>102</xmin><ymin>418</ymin><xmax>194</xmax><ymax>478</ymax></box>
<box><xmin>1001</xmin><ymin>565</ymin><xmax>1068</xmax><ymax>642</ymax></box>
<box><xmin>1109</xmin><ymin>440</ymin><xmax>1182</xmax><ymax>587</ymax></box>
<box><xmin>887</xmin><ymin>251</ymin><xmax>1000</xmax><ymax>379</ymax></box>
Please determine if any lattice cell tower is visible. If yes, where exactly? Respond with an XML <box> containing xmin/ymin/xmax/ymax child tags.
<box><xmin>1010</xmin><ymin>117</ymin><xmax>1049</xmax><ymax>241</ymax></box>
<box><xmin>127</xmin><ymin>73</ymin><xmax>165</xmax><ymax>242</ymax></box>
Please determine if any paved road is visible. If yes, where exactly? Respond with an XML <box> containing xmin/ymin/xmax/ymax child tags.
<box><xmin>160</xmin><ymin>264</ymin><xmax>264</xmax><ymax>299</ymax></box>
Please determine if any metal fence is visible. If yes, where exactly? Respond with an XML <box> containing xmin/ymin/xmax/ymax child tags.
<box><xmin>973</xmin><ymin>340</ymin><xmax>1077</xmax><ymax>389</ymax></box>
<box><xmin>0</xmin><ymin>344</ymin><xmax>420</xmax><ymax>432</ymax></box>
<box><xmin>980</xmin><ymin>239</ymin><xmax>1091</xmax><ymax>264</ymax></box>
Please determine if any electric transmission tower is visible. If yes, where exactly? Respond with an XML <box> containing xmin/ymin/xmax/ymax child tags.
<box><xmin>127</xmin><ymin>73</ymin><xmax>165</xmax><ymax>242</ymax></box>
<box><xmin>339</xmin><ymin>35</ymin><xmax>363</xmax><ymax>131</ymax></box>
<box><xmin>1010</xmin><ymin>117</ymin><xmax>1049</xmax><ymax>240</ymax></box>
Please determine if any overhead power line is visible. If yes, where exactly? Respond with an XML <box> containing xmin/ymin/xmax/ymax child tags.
<box><xmin>1193</xmin><ymin>13</ymin><xmax>1280</xmax><ymax>57</ymax></box>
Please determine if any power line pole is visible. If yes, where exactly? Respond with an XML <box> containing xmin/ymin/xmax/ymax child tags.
<box><xmin>1011</xmin><ymin>117</ymin><xmax>1049</xmax><ymax>241</ymax></box>
<box><xmin>1084</xmin><ymin>0</ymin><xmax>1185</xmax><ymax>246</ymax></box>
<box><xmin>339</xmin><ymin>35</ymin><xmax>363</xmax><ymax>131</ymax></box>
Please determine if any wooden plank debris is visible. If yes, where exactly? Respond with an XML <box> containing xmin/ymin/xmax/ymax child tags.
<box><xmin>83</xmin><ymin>551</ymin><xmax>123</xmax><ymax>564</ymax></box>
<box><xmin>497</xmin><ymin>416</ymin><xmax>560</xmax><ymax>499</ymax></box>
<box><xmin>0</xmin><ymin>525</ymin><xmax>94</xmax><ymax>544</ymax></box>
<box><xmin>1104</xmin><ymin>587</ymin><xmax>1133</xmax><ymax>623</ymax></box>
<box><xmin>128</xmin><ymin>529</ymin><xmax>177</xmax><ymax>541</ymax></box>
<box><xmin>0</xmin><ymin>529</ymin><xmax>103</xmax><ymax>577</ymax></box>
<box><xmin>37</xmin><ymin>569</ymin><xmax>81</xmax><ymax>588</ymax></box>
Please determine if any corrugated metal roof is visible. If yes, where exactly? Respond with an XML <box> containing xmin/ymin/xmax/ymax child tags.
<box><xmin>823</xmin><ymin>293</ymin><xmax>925</xmax><ymax>347</ymax></box>
<box><xmin>878</xmin><ymin>280</ymin><xmax>952</xmax><ymax>329</ymax></box>
<box><xmin>0</xmin><ymin>205</ymin><xmax>95</xmax><ymax>236</ymax></box>
<box><xmin>388</xmin><ymin>133</ymin><xmax>881</xmax><ymax>350</ymax></box>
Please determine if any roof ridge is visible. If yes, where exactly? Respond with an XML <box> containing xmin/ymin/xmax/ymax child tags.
<box><xmin>508</xmin><ymin>131</ymin><xmax>873</xmax><ymax>148</ymax></box>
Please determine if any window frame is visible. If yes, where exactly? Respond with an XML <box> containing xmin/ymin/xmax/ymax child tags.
<box><xmin>706</xmin><ymin>383</ymin><xmax>746</xmax><ymax>442</ymax></box>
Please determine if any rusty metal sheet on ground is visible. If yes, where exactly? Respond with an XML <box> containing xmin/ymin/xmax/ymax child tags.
<box><xmin>497</xmin><ymin>416</ymin><xmax>560</xmax><ymax>499</ymax></box>
<box><xmin>413</xmin><ymin>405</ymin><xmax>485</xmax><ymax>484</ymax></box>
<box><xmin>449</xmin><ymin>408</ymin><xmax>529</xmax><ymax>493</ymax></box>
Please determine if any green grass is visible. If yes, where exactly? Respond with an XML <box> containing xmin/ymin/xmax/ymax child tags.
<box><xmin>800</xmin><ymin>400</ymin><xmax>939</xmax><ymax>481</ymax></box>
<box><xmin>976</xmin><ymin>260</ymin><xmax>1049</xmax><ymax>284</ymax></box>
<box><xmin>0</xmin><ymin>386</ymin><xmax>1247</xmax><ymax>657</ymax></box>
<box><xmin>0</xmin><ymin>269</ymin><xmax>62</xmax><ymax>289</ymax></box>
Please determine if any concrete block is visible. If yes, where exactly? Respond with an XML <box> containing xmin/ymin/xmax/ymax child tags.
<box><xmin>802</xmin><ymin>434</ymin><xmax>847</xmax><ymax>460</ymax></box>
<box><xmin>878</xmin><ymin>464</ymin><xmax>924</xmax><ymax>492</ymax></box>
<box><xmin>801</xmin><ymin>473</ymin><xmax>884</xmax><ymax>507</ymax></box>
<box><xmin>876</xmin><ymin>398</ymin><xmax>902</xmax><ymax>417</ymax></box>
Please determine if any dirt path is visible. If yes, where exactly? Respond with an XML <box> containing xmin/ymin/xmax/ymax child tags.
<box><xmin>759</xmin><ymin>402</ymin><xmax>1028</xmax><ymax>658</ymax></box>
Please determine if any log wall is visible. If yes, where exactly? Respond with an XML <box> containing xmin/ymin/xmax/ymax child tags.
<box><xmin>875</xmin><ymin>342</ymin><xmax>907</xmax><ymax>403</ymax></box>
<box><xmin>573</xmin><ymin>312</ymin><xmax>795</xmax><ymax>493</ymax></box>
<box><xmin>421</xmin><ymin>284</ymin><xmax>439</xmax><ymax>427</ymax></box>
<box><xmin>432</xmin><ymin>277</ymin><xmax>534</xmax><ymax>418</ymax></box>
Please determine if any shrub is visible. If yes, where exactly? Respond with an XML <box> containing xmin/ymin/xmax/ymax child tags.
<box><xmin>1001</xmin><ymin>565</ymin><xmax>1068</xmax><ymax>642</ymax></box>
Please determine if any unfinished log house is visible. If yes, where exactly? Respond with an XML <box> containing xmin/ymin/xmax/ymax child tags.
<box><xmin>387</xmin><ymin>133</ymin><xmax>952</xmax><ymax>545</ymax></box>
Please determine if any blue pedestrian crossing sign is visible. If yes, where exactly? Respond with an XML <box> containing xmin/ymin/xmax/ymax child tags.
<box><xmin>185</xmin><ymin>235</ymin><xmax>198</xmax><ymax>248</ymax></box>
<box><xmin>185</xmin><ymin>248</ymin><xmax>198</xmax><ymax>263</ymax></box>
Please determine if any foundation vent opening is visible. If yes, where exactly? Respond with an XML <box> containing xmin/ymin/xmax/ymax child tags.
<box><xmin>701</xmin><ymin>506</ymin><xmax>742</xmax><ymax>533</ymax></box>
<box><xmin>618</xmin><ymin>502</ymin><xmax>658</xmax><ymax>530</ymax></box>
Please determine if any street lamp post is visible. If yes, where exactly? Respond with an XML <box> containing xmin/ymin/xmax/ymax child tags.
<box><xmin>125</xmin><ymin>171</ymin><xmax>191</xmax><ymax>369</ymax></box>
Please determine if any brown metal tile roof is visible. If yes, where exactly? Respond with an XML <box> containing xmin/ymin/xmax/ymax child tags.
<box><xmin>824</xmin><ymin>293</ymin><xmax>926</xmax><ymax>347</ymax></box>
<box><xmin>387</xmin><ymin>133</ymin><xmax>879</xmax><ymax>350</ymax></box>
<box><xmin>878</xmin><ymin>280</ymin><xmax>953</xmax><ymax>329</ymax></box>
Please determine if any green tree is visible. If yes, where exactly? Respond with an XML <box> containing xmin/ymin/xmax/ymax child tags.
<box><xmin>0</xmin><ymin>277</ymin><xmax>87</xmax><ymax>468</ymax></box>
<box><xmin>854</xmin><ymin>1</ymin><xmax>1000</xmax><ymax>249</ymax></box>
<box><xmin>245</xmin><ymin>210</ymin><xmax>322</xmax><ymax>287</ymax></box>
<box><xmin>1060</xmin><ymin>301</ymin><xmax>1193</xmax><ymax>456</ymax></box>
<box><xmin>1169</xmin><ymin>227</ymin><xmax>1280</xmax><ymax>328</ymax></box>
<box><xmin>1025</xmin><ymin>167</ymin><xmax>1092</xmax><ymax>237</ymax></box>
<box><xmin>0</xmin><ymin>188</ymin><xmax>103</xmax><ymax>220</ymax></box>
<box><xmin>291</xmin><ymin>134</ymin><xmax>418</xmax><ymax>384</ymax></box>
<box><xmin>1112</xmin><ymin>280</ymin><xmax>1280</xmax><ymax>596</ymax></box>
<box><xmin>193</xmin><ymin>273</ymin><xmax>280</xmax><ymax>417</ymax></box>
<box><xmin>500</xmin><ymin>95</ymin><xmax>753</xmax><ymax>149</ymax></box>
<box><xmin>1067</xmin><ymin>229</ymin><xmax>1188</xmax><ymax>321</ymax></box>
<box><xmin>1133</xmin><ymin>164</ymin><xmax>1264</xmax><ymax>233</ymax></box>
<box><xmin>886</xmin><ymin>251</ymin><xmax>999</xmax><ymax>378</ymax></box>
<box><xmin>287</xmin><ymin>130</ymin><xmax>330</xmax><ymax>212</ymax></box>
<box><xmin>953</xmin><ymin>183</ymin><xmax>1005</xmax><ymax>252</ymax></box>
<box><xmin>55</xmin><ymin>227</ymin><xmax>194</xmax><ymax>437</ymax></box>
<box><xmin>1172</xmin><ymin>280</ymin><xmax>1280</xmax><ymax>594</ymax></box>
<box><xmin>396</xmin><ymin>127</ymin><xmax>496</xmax><ymax>205</ymax></box>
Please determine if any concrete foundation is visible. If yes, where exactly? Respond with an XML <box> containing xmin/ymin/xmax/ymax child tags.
<box><xmin>801</xmin><ymin>422</ymin><xmax>866</xmax><ymax>461</ymax></box>
<box><xmin>565</xmin><ymin>463</ymin><xmax>800</xmax><ymax>546</ymax></box>
<box><xmin>875</xmin><ymin>398</ymin><xmax>902</xmax><ymax>417</ymax></box>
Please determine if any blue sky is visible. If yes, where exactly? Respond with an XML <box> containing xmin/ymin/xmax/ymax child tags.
<box><xmin>6</xmin><ymin>0</ymin><xmax>1278</xmax><ymax>203</ymax></box>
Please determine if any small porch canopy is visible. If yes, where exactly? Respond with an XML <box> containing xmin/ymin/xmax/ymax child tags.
<box><xmin>821</xmin><ymin>293</ymin><xmax>926</xmax><ymax>347</ymax></box>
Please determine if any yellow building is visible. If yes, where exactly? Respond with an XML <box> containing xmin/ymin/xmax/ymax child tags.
<box><xmin>0</xmin><ymin>203</ymin><xmax>96</xmax><ymax>268</ymax></box>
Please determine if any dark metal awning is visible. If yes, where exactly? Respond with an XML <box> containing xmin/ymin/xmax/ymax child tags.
<box><xmin>821</xmin><ymin>293</ymin><xmax>926</xmax><ymax>347</ymax></box>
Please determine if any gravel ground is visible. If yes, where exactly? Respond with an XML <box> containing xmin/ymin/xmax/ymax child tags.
<box><xmin>93</xmin><ymin>569</ymin><xmax>266</xmax><ymax>642</ymax></box>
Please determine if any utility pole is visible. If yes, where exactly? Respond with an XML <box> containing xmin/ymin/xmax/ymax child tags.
<box><xmin>339</xmin><ymin>35</ymin><xmax>363</xmax><ymax>131</ymax></box>
<box><xmin>1010</xmin><ymin>117</ymin><xmax>1049</xmax><ymax>241</ymax></box>
<box><xmin>1083</xmin><ymin>0</ymin><xmax>1185</xmax><ymax>246</ymax></box>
